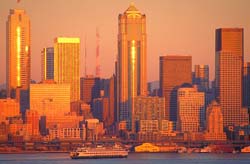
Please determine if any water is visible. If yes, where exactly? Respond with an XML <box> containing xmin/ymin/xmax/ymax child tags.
<box><xmin>0</xmin><ymin>153</ymin><xmax>250</xmax><ymax>164</ymax></box>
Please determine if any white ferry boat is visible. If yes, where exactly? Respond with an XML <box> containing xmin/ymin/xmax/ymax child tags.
<box><xmin>70</xmin><ymin>144</ymin><xmax>128</xmax><ymax>159</ymax></box>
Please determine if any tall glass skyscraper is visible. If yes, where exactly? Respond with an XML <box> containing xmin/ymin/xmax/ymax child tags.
<box><xmin>54</xmin><ymin>37</ymin><xmax>80</xmax><ymax>102</ymax></box>
<box><xmin>6</xmin><ymin>9</ymin><xmax>30</xmax><ymax>98</ymax></box>
<box><xmin>117</xmin><ymin>3</ymin><xmax>147</xmax><ymax>130</ymax></box>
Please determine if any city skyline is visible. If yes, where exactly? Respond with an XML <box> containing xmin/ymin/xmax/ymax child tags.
<box><xmin>0</xmin><ymin>0</ymin><xmax>250</xmax><ymax>84</ymax></box>
<box><xmin>1</xmin><ymin>1</ymin><xmax>250</xmax><ymax>155</ymax></box>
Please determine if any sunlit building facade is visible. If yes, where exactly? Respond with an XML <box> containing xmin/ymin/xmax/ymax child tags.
<box><xmin>159</xmin><ymin>55</ymin><xmax>192</xmax><ymax>122</ymax></box>
<box><xmin>117</xmin><ymin>3</ymin><xmax>147</xmax><ymax>130</ymax></box>
<box><xmin>194</xmin><ymin>65</ymin><xmax>209</xmax><ymax>91</ymax></box>
<box><xmin>215</xmin><ymin>28</ymin><xmax>248</xmax><ymax>127</ymax></box>
<box><xmin>6</xmin><ymin>9</ymin><xmax>30</xmax><ymax>98</ymax></box>
<box><xmin>41</xmin><ymin>47</ymin><xmax>54</xmax><ymax>81</ymax></box>
<box><xmin>0</xmin><ymin>98</ymin><xmax>20</xmax><ymax>118</ymax></box>
<box><xmin>177</xmin><ymin>86</ymin><xmax>205</xmax><ymax>133</ymax></box>
<box><xmin>54</xmin><ymin>37</ymin><xmax>80</xmax><ymax>102</ymax></box>
<box><xmin>30</xmin><ymin>82</ymin><xmax>70</xmax><ymax>116</ymax></box>
<box><xmin>204</xmin><ymin>101</ymin><xmax>226</xmax><ymax>141</ymax></box>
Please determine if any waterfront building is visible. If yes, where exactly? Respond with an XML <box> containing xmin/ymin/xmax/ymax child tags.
<box><xmin>159</xmin><ymin>55</ymin><xmax>192</xmax><ymax>121</ymax></box>
<box><xmin>48</xmin><ymin>127</ymin><xmax>85</xmax><ymax>141</ymax></box>
<box><xmin>117</xmin><ymin>3</ymin><xmax>147</xmax><ymax>130</ymax></box>
<box><xmin>41</xmin><ymin>47</ymin><xmax>54</xmax><ymax>81</ymax></box>
<box><xmin>54</xmin><ymin>37</ymin><xmax>80</xmax><ymax>102</ymax></box>
<box><xmin>30</xmin><ymin>82</ymin><xmax>70</xmax><ymax>116</ymax></box>
<box><xmin>215</xmin><ymin>28</ymin><xmax>248</xmax><ymax>126</ymax></box>
<box><xmin>204</xmin><ymin>101</ymin><xmax>226</xmax><ymax>141</ymax></box>
<box><xmin>134</xmin><ymin>143</ymin><xmax>160</xmax><ymax>152</ymax></box>
<box><xmin>177</xmin><ymin>86</ymin><xmax>205</xmax><ymax>132</ymax></box>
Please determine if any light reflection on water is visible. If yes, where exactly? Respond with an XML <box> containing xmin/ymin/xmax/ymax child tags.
<box><xmin>0</xmin><ymin>153</ymin><xmax>250</xmax><ymax>164</ymax></box>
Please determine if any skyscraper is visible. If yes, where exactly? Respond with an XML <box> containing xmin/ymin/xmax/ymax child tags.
<box><xmin>243</xmin><ymin>62</ymin><xmax>250</xmax><ymax>108</ymax></box>
<box><xmin>117</xmin><ymin>3</ymin><xmax>147</xmax><ymax>130</ymax></box>
<box><xmin>80</xmin><ymin>75</ymin><xmax>100</xmax><ymax>104</ymax></box>
<box><xmin>54</xmin><ymin>37</ymin><xmax>80</xmax><ymax>102</ymax></box>
<box><xmin>215</xmin><ymin>28</ymin><xmax>248</xmax><ymax>127</ymax></box>
<box><xmin>194</xmin><ymin>65</ymin><xmax>209</xmax><ymax>91</ymax></box>
<box><xmin>41</xmin><ymin>47</ymin><xmax>54</xmax><ymax>81</ymax></box>
<box><xmin>159</xmin><ymin>55</ymin><xmax>192</xmax><ymax>122</ymax></box>
<box><xmin>177</xmin><ymin>86</ymin><xmax>205</xmax><ymax>132</ymax></box>
<box><xmin>6</xmin><ymin>9</ymin><xmax>30</xmax><ymax>98</ymax></box>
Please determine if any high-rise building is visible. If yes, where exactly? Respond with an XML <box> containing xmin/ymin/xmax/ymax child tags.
<box><xmin>117</xmin><ymin>3</ymin><xmax>147</xmax><ymax>130</ymax></box>
<box><xmin>80</xmin><ymin>75</ymin><xmax>100</xmax><ymax>104</ymax></box>
<box><xmin>194</xmin><ymin>65</ymin><xmax>209</xmax><ymax>91</ymax></box>
<box><xmin>6</xmin><ymin>9</ymin><xmax>31</xmax><ymax>98</ymax></box>
<box><xmin>54</xmin><ymin>37</ymin><xmax>80</xmax><ymax>102</ymax></box>
<box><xmin>215</xmin><ymin>28</ymin><xmax>248</xmax><ymax>127</ymax></box>
<box><xmin>243</xmin><ymin>62</ymin><xmax>250</xmax><ymax>108</ymax></box>
<box><xmin>204</xmin><ymin>101</ymin><xmax>226</xmax><ymax>141</ymax></box>
<box><xmin>177</xmin><ymin>86</ymin><xmax>205</xmax><ymax>133</ymax></box>
<box><xmin>41</xmin><ymin>47</ymin><xmax>54</xmax><ymax>81</ymax></box>
<box><xmin>133</xmin><ymin>96</ymin><xmax>165</xmax><ymax>132</ymax></box>
<box><xmin>159</xmin><ymin>55</ymin><xmax>192</xmax><ymax>122</ymax></box>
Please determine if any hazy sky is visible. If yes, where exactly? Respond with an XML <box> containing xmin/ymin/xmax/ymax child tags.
<box><xmin>0</xmin><ymin>0</ymin><xmax>250</xmax><ymax>84</ymax></box>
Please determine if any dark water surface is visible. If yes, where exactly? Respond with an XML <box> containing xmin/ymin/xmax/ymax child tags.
<box><xmin>0</xmin><ymin>153</ymin><xmax>250</xmax><ymax>164</ymax></box>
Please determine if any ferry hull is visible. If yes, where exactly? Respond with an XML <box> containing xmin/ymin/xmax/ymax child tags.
<box><xmin>71</xmin><ymin>154</ymin><xmax>128</xmax><ymax>159</ymax></box>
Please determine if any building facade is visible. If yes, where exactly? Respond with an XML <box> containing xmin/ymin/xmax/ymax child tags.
<box><xmin>177</xmin><ymin>86</ymin><xmax>205</xmax><ymax>133</ymax></box>
<box><xmin>41</xmin><ymin>47</ymin><xmax>54</xmax><ymax>81</ymax></box>
<box><xmin>30</xmin><ymin>82</ymin><xmax>70</xmax><ymax>116</ymax></box>
<box><xmin>54</xmin><ymin>37</ymin><xmax>80</xmax><ymax>102</ymax></box>
<box><xmin>133</xmin><ymin>96</ymin><xmax>165</xmax><ymax>132</ymax></box>
<box><xmin>243</xmin><ymin>62</ymin><xmax>250</xmax><ymax>108</ymax></box>
<box><xmin>215</xmin><ymin>28</ymin><xmax>248</xmax><ymax>126</ymax></box>
<box><xmin>117</xmin><ymin>3</ymin><xmax>147</xmax><ymax>130</ymax></box>
<box><xmin>159</xmin><ymin>55</ymin><xmax>192</xmax><ymax>122</ymax></box>
<box><xmin>194</xmin><ymin>65</ymin><xmax>209</xmax><ymax>91</ymax></box>
<box><xmin>80</xmin><ymin>75</ymin><xmax>100</xmax><ymax>104</ymax></box>
<box><xmin>6</xmin><ymin>9</ymin><xmax>31</xmax><ymax>98</ymax></box>
<box><xmin>204</xmin><ymin>101</ymin><xmax>226</xmax><ymax>141</ymax></box>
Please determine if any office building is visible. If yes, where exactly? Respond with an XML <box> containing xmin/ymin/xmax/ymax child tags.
<box><xmin>30</xmin><ymin>82</ymin><xmax>70</xmax><ymax>116</ymax></box>
<box><xmin>215</xmin><ymin>28</ymin><xmax>248</xmax><ymax>126</ymax></box>
<box><xmin>6</xmin><ymin>9</ymin><xmax>31</xmax><ymax>98</ymax></box>
<box><xmin>177</xmin><ymin>86</ymin><xmax>205</xmax><ymax>132</ymax></box>
<box><xmin>54</xmin><ymin>37</ymin><xmax>80</xmax><ymax>102</ymax></box>
<box><xmin>117</xmin><ymin>3</ymin><xmax>147</xmax><ymax>130</ymax></box>
<box><xmin>159</xmin><ymin>55</ymin><xmax>192</xmax><ymax>122</ymax></box>
<box><xmin>194</xmin><ymin>65</ymin><xmax>209</xmax><ymax>91</ymax></box>
<box><xmin>133</xmin><ymin>96</ymin><xmax>165</xmax><ymax>132</ymax></box>
<box><xmin>80</xmin><ymin>75</ymin><xmax>100</xmax><ymax>104</ymax></box>
<box><xmin>41</xmin><ymin>47</ymin><xmax>54</xmax><ymax>81</ymax></box>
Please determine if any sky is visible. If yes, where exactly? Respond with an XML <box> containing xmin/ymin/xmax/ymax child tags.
<box><xmin>0</xmin><ymin>0</ymin><xmax>250</xmax><ymax>84</ymax></box>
